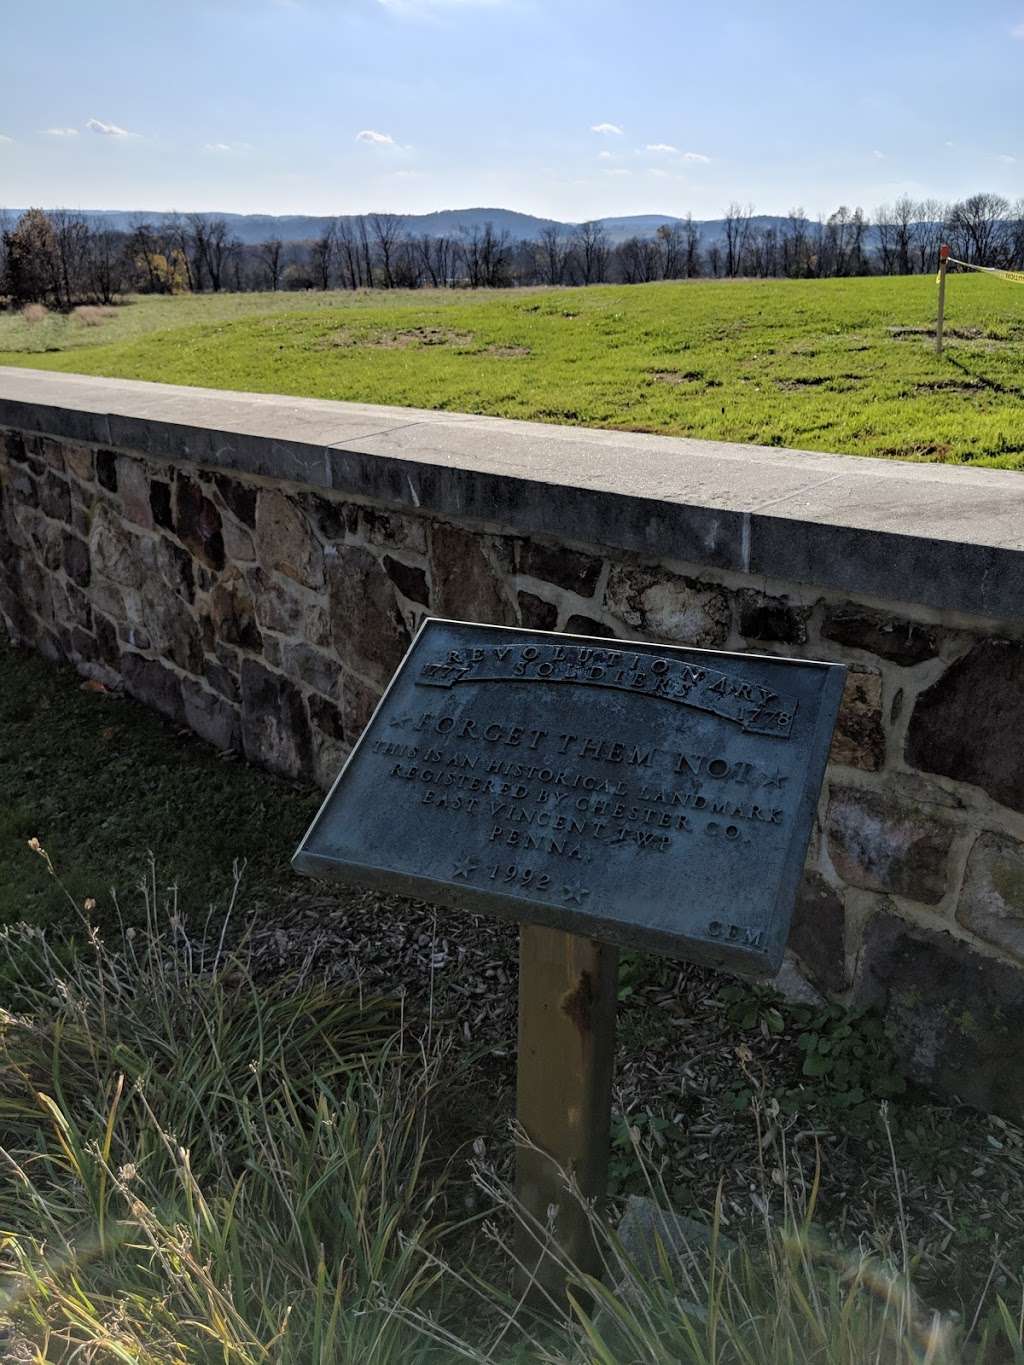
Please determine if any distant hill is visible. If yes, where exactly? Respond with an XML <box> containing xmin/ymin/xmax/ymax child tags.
<box><xmin>6</xmin><ymin>205</ymin><xmax>799</xmax><ymax>247</ymax></box>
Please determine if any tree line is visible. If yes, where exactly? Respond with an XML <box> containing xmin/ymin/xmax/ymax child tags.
<box><xmin>3</xmin><ymin>193</ymin><xmax>1024</xmax><ymax>309</ymax></box>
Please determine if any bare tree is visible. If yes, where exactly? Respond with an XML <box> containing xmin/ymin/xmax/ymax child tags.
<box><xmin>310</xmin><ymin>221</ymin><xmax>337</xmax><ymax>289</ymax></box>
<box><xmin>946</xmin><ymin>193</ymin><xmax>1010</xmax><ymax>266</ymax></box>
<box><xmin>1008</xmin><ymin>199</ymin><xmax>1024</xmax><ymax>268</ymax></box>
<box><xmin>259</xmin><ymin>238</ymin><xmax>284</xmax><ymax>290</ymax></box>
<box><xmin>780</xmin><ymin>209</ymin><xmax>810</xmax><ymax>278</ymax></box>
<box><xmin>723</xmin><ymin>202</ymin><xmax>754</xmax><ymax>277</ymax></box>
<box><xmin>573</xmin><ymin>220</ymin><xmax>609</xmax><ymax>285</ymax></box>
<box><xmin>681</xmin><ymin>213</ymin><xmax>701</xmax><ymax>277</ymax></box>
<box><xmin>538</xmin><ymin>224</ymin><xmax>571</xmax><ymax>285</ymax></box>
<box><xmin>914</xmin><ymin>200</ymin><xmax>947</xmax><ymax>274</ymax></box>
<box><xmin>369</xmin><ymin>213</ymin><xmax>405</xmax><ymax>288</ymax></box>
<box><xmin>616</xmin><ymin>235</ymin><xmax>660</xmax><ymax>283</ymax></box>
<box><xmin>85</xmin><ymin>226</ymin><xmax>126</xmax><ymax>302</ymax></box>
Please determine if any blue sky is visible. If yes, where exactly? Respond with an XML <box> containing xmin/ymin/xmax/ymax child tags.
<box><xmin>2</xmin><ymin>0</ymin><xmax>1022</xmax><ymax>220</ymax></box>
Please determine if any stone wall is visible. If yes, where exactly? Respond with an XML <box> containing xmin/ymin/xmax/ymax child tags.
<box><xmin>2</xmin><ymin>369</ymin><xmax>1023</xmax><ymax>1120</ymax></box>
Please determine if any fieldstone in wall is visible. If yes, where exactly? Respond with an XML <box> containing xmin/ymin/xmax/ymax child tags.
<box><xmin>383</xmin><ymin>555</ymin><xmax>429</xmax><ymax>606</ymax></box>
<box><xmin>222</xmin><ymin>514</ymin><xmax>256</xmax><ymax>564</ymax></box>
<box><xmin>822</xmin><ymin>604</ymin><xmax>939</xmax><ymax>666</ymax></box>
<box><xmin>430</xmin><ymin>523</ymin><xmax>516</xmax><ymax>625</ymax></box>
<box><xmin>605</xmin><ymin>565</ymin><xmax>730</xmax><ymax>647</ymax></box>
<box><xmin>174</xmin><ymin>475</ymin><xmax>224</xmax><ymax>571</ymax></box>
<box><xmin>248</xmin><ymin>567</ymin><xmax>305</xmax><ymax>638</ymax></box>
<box><xmin>737</xmin><ymin>589</ymin><xmax>809</xmax><ymax>645</ymax></box>
<box><xmin>139</xmin><ymin>582</ymin><xmax>205</xmax><ymax>676</ymax></box>
<box><xmin>63</xmin><ymin>444</ymin><xmax>94</xmax><ymax>482</ymax></box>
<box><xmin>6</xmin><ymin>463</ymin><xmax>38</xmax><ymax>514</ymax></box>
<box><xmin>37</xmin><ymin>437</ymin><xmax>67</xmax><ymax>471</ymax></box>
<box><xmin>93</xmin><ymin>612</ymin><xmax>120</xmax><ymax>668</ymax></box>
<box><xmin>156</xmin><ymin>539</ymin><xmax>196</xmax><ymax>605</ymax></box>
<box><xmin>214</xmin><ymin>474</ymin><xmax>258</xmax><ymax>527</ymax></box>
<box><xmin>121</xmin><ymin>651</ymin><xmax>184</xmax><ymax>724</ymax></box>
<box><xmin>62</xmin><ymin>532</ymin><xmax>90</xmax><ymax>588</ymax></box>
<box><xmin>829</xmin><ymin>668</ymin><xmax>885</xmax><ymax>771</ymax></box>
<box><xmin>27</xmin><ymin>512</ymin><xmax>65</xmax><ymax>573</ymax></box>
<box><xmin>182</xmin><ymin>677</ymin><xmax>240</xmax><ymax>752</ymax></box>
<box><xmin>60</xmin><ymin>579</ymin><xmax>92</xmax><ymax>631</ymax></box>
<box><xmin>565</xmin><ymin>614</ymin><xmax>617</xmax><ymax>638</ymax></box>
<box><xmin>826</xmin><ymin>785</ymin><xmax>953</xmax><ymax>904</ymax></box>
<box><xmin>342</xmin><ymin>673</ymin><xmax>380</xmax><ymax>744</ymax></box>
<box><xmin>344</xmin><ymin>502</ymin><xmax>428</xmax><ymax>555</ymax></box>
<box><xmin>89</xmin><ymin>503</ymin><xmax>149</xmax><ymax>589</ymax></box>
<box><xmin>517</xmin><ymin>539</ymin><xmax>602</xmax><ymax>596</ymax></box>
<box><xmin>96</xmin><ymin>450</ymin><xmax>118</xmax><ymax>492</ymax></box>
<box><xmin>787</xmin><ymin>873</ymin><xmax>849</xmax><ymax>993</ymax></box>
<box><xmin>209</xmin><ymin>567</ymin><xmax>263</xmax><ymax>652</ymax></box>
<box><xmin>957</xmin><ymin>832</ymin><xmax>1024</xmax><ymax>962</ymax></box>
<box><xmin>518</xmin><ymin>591</ymin><xmax>558</xmax><ymax>631</ymax></box>
<box><xmin>240</xmin><ymin>659</ymin><xmax>312</xmax><ymax>778</ymax></box>
<box><xmin>150</xmin><ymin>480</ymin><xmax>173</xmax><ymax>530</ymax></box>
<box><xmin>282</xmin><ymin>641</ymin><xmax>343</xmax><ymax>700</ymax></box>
<box><xmin>204</xmin><ymin>655</ymin><xmax>240</xmax><ymax>704</ymax></box>
<box><xmin>255</xmin><ymin>489</ymin><xmax>324</xmax><ymax>589</ymax></box>
<box><xmin>306</xmin><ymin>690</ymin><xmax>346</xmax><ymax>741</ymax></box>
<box><xmin>116</xmin><ymin>457</ymin><xmax>154</xmax><ymax>529</ymax></box>
<box><xmin>327</xmin><ymin>544</ymin><xmax>410</xmax><ymax>686</ymax></box>
<box><xmin>906</xmin><ymin>641</ymin><xmax>1024</xmax><ymax>814</ymax></box>
<box><xmin>38</xmin><ymin>470</ymin><xmax>71</xmax><ymax>524</ymax></box>
<box><xmin>858</xmin><ymin>912</ymin><xmax>1024</xmax><ymax>1121</ymax></box>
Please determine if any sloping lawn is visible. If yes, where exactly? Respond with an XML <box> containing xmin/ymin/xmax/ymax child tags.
<box><xmin>2</xmin><ymin>274</ymin><xmax>1023</xmax><ymax>465</ymax></box>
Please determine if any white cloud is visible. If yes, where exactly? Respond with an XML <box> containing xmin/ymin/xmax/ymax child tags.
<box><xmin>86</xmin><ymin>117</ymin><xmax>135</xmax><ymax>137</ymax></box>
<box><xmin>604</xmin><ymin>167</ymin><xmax>630</xmax><ymax>176</ymax></box>
<box><xmin>203</xmin><ymin>141</ymin><xmax>250</xmax><ymax>153</ymax></box>
<box><xmin>0</xmin><ymin>133</ymin><xmax>13</xmax><ymax>144</ymax></box>
<box><xmin>995</xmin><ymin>153</ymin><xmax>1017</xmax><ymax>164</ymax></box>
<box><xmin>356</xmin><ymin>128</ymin><xmax>396</xmax><ymax>145</ymax></box>
<box><xmin>1012</xmin><ymin>21</ymin><xmax>1024</xmax><ymax>37</ymax></box>
<box><xmin>649</xmin><ymin>167</ymin><xmax>671</xmax><ymax>178</ymax></box>
<box><xmin>872</xmin><ymin>149</ymin><xmax>885</xmax><ymax>160</ymax></box>
<box><xmin>680</xmin><ymin>150</ymin><xmax>711</xmax><ymax>163</ymax></box>
<box><xmin>597</xmin><ymin>150</ymin><xmax>614</xmax><ymax>160</ymax></box>
<box><xmin>591</xmin><ymin>122</ymin><xmax>623</xmax><ymax>135</ymax></box>
<box><xmin>945</xmin><ymin>140</ymin><xmax>955</xmax><ymax>148</ymax></box>
<box><xmin>42</xmin><ymin>127</ymin><xmax>78</xmax><ymax>136</ymax></box>
<box><xmin>644</xmin><ymin>142</ymin><xmax>678</xmax><ymax>154</ymax></box>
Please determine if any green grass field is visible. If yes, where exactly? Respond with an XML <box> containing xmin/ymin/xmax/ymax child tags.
<box><xmin>2</xmin><ymin>274</ymin><xmax>1023</xmax><ymax>466</ymax></box>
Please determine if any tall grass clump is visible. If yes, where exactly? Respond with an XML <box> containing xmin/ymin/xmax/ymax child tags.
<box><xmin>0</xmin><ymin>853</ymin><xmax>456</xmax><ymax>1362</ymax></box>
<box><xmin>405</xmin><ymin>1130</ymin><xmax>1024</xmax><ymax>1364</ymax></box>
<box><xmin>2</xmin><ymin>845</ymin><xmax>1023</xmax><ymax>1362</ymax></box>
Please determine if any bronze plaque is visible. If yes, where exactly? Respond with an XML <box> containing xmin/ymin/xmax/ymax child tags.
<box><xmin>293</xmin><ymin>619</ymin><xmax>846</xmax><ymax>975</ymax></box>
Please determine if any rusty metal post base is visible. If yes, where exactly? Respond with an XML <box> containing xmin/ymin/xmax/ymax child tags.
<box><xmin>515</xmin><ymin>922</ymin><xmax>619</xmax><ymax>1304</ymax></box>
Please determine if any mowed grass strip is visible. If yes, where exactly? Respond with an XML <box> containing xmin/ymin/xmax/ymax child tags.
<box><xmin>2</xmin><ymin>274</ymin><xmax>1024</xmax><ymax>465</ymax></box>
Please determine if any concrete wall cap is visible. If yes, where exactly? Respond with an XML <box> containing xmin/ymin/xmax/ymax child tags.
<box><xmin>2</xmin><ymin>366</ymin><xmax>1022</xmax><ymax>622</ymax></box>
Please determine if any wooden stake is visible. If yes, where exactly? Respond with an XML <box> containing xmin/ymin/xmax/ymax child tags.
<box><xmin>936</xmin><ymin>243</ymin><xmax>950</xmax><ymax>355</ymax></box>
<box><xmin>515</xmin><ymin>923</ymin><xmax>619</xmax><ymax>1303</ymax></box>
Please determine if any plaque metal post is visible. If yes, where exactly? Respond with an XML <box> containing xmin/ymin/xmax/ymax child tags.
<box><xmin>515</xmin><ymin>922</ymin><xmax>619</xmax><ymax>1302</ymax></box>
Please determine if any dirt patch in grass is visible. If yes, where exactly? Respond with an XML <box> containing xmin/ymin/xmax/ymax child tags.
<box><xmin>876</xmin><ymin>441</ymin><xmax>954</xmax><ymax>460</ymax></box>
<box><xmin>483</xmin><ymin>344</ymin><xmax>531</xmax><ymax>358</ymax></box>
<box><xmin>649</xmin><ymin>369</ymin><xmax>717</xmax><ymax>386</ymax></box>
<box><xmin>324</xmin><ymin>325</ymin><xmax>475</xmax><ymax>350</ymax></box>
<box><xmin>915</xmin><ymin>379</ymin><xmax>985</xmax><ymax>395</ymax></box>
<box><xmin>775</xmin><ymin>374</ymin><xmax>864</xmax><ymax>391</ymax></box>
